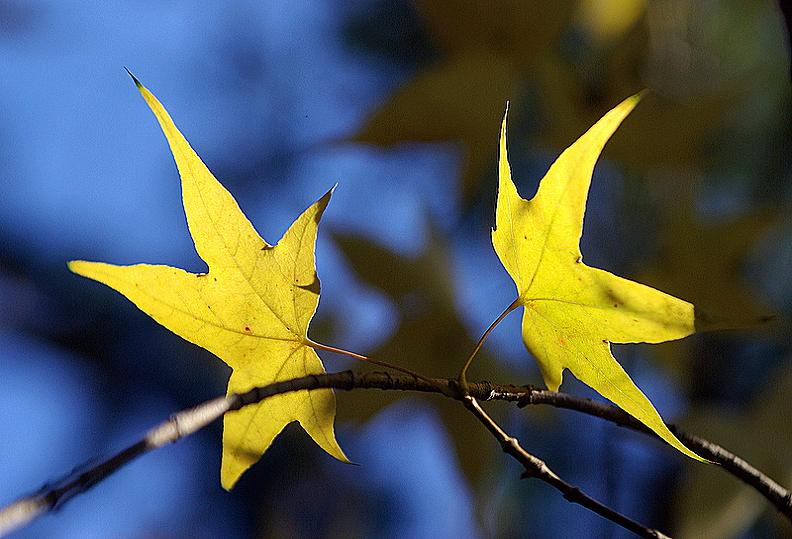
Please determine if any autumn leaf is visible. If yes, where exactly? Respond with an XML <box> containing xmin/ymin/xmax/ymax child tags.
<box><xmin>493</xmin><ymin>94</ymin><xmax>705</xmax><ymax>461</ymax></box>
<box><xmin>68</xmin><ymin>76</ymin><xmax>348</xmax><ymax>489</ymax></box>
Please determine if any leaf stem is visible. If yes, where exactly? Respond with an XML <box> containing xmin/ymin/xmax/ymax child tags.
<box><xmin>458</xmin><ymin>297</ymin><xmax>521</xmax><ymax>393</ymax></box>
<box><xmin>307</xmin><ymin>339</ymin><xmax>448</xmax><ymax>393</ymax></box>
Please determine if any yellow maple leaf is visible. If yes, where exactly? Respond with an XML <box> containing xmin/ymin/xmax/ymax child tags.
<box><xmin>69</xmin><ymin>76</ymin><xmax>348</xmax><ymax>489</ymax></box>
<box><xmin>493</xmin><ymin>94</ymin><xmax>705</xmax><ymax>461</ymax></box>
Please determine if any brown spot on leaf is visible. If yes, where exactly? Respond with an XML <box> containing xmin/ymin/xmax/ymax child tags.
<box><xmin>244</xmin><ymin>326</ymin><xmax>252</xmax><ymax>333</ymax></box>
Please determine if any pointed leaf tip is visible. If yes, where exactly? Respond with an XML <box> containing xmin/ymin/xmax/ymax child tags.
<box><xmin>124</xmin><ymin>67</ymin><xmax>143</xmax><ymax>89</ymax></box>
<box><xmin>622</xmin><ymin>89</ymin><xmax>648</xmax><ymax>111</ymax></box>
<box><xmin>501</xmin><ymin>102</ymin><xmax>510</xmax><ymax>131</ymax></box>
<box><xmin>316</xmin><ymin>185</ymin><xmax>335</xmax><ymax>213</ymax></box>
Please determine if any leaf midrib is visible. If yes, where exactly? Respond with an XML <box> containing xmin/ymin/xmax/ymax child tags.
<box><xmin>118</xmin><ymin>270</ymin><xmax>302</xmax><ymax>344</ymax></box>
<box><xmin>518</xmin><ymin>139</ymin><xmax>594</xmax><ymax>297</ymax></box>
<box><xmin>178</xmin><ymin>138</ymin><xmax>306</xmax><ymax>342</ymax></box>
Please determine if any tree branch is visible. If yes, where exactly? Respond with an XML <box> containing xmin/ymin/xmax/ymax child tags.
<box><xmin>1</xmin><ymin>371</ymin><xmax>789</xmax><ymax>537</ymax></box>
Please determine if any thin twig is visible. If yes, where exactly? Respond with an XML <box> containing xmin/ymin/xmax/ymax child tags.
<box><xmin>461</xmin><ymin>395</ymin><xmax>670</xmax><ymax>539</ymax></box>
<box><xmin>2</xmin><ymin>371</ymin><xmax>790</xmax><ymax>537</ymax></box>
<box><xmin>521</xmin><ymin>389</ymin><xmax>792</xmax><ymax>520</ymax></box>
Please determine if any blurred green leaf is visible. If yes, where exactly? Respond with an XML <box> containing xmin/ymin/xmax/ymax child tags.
<box><xmin>575</xmin><ymin>0</ymin><xmax>647</xmax><ymax>44</ymax></box>
<box><xmin>636</xmin><ymin>179</ymin><xmax>779</xmax><ymax>381</ymax></box>
<box><xmin>413</xmin><ymin>0</ymin><xmax>574</xmax><ymax>61</ymax></box>
<box><xmin>674</xmin><ymin>365</ymin><xmax>792</xmax><ymax>538</ymax></box>
<box><xmin>354</xmin><ymin>51</ymin><xmax>520</xmax><ymax>204</ymax></box>
<box><xmin>353</xmin><ymin>0</ymin><xmax>576</xmax><ymax>205</ymax></box>
<box><xmin>533</xmin><ymin>50</ymin><xmax>745</xmax><ymax>174</ymax></box>
<box><xmin>334</xmin><ymin>225</ymin><xmax>515</xmax><ymax>489</ymax></box>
